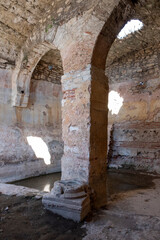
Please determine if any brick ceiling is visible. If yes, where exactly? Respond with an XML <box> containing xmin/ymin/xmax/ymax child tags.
<box><xmin>0</xmin><ymin>0</ymin><xmax>159</xmax><ymax>65</ymax></box>
<box><xmin>0</xmin><ymin>0</ymin><xmax>96</xmax><ymax>62</ymax></box>
<box><xmin>106</xmin><ymin>0</ymin><xmax>160</xmax><ymax>66</ymax></box>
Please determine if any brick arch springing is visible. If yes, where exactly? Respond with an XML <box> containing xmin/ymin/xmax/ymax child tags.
<box><xmin>12</xmin><ymin>42</ymin><xmax>64</xmax><ymax>107</ymax></box>
<box><xmin>92</xmin><ymin>0</ymin><xmax>135</xmax><ymax>70</ymax></box>
<box><xmin>88</xmin><ymin>0</ymin><xmax>136</xmax><ymax>207</ymax></box>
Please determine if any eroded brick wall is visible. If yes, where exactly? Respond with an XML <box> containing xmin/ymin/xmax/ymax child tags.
<box><xmin>106</xmin><ymin>44</ymin><xmax>160</xmax><ymax>173</ymax></box>
<box><xmin>32</xmin><ymin>59</ymin><xmax>63</xmax><ymax>84</ymax></box>
<box><xmin>0</xmin><ymin>61</ymin><xmax>63</xmax><ymax>182</ymax></box>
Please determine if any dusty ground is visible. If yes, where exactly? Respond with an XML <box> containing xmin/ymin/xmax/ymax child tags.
<box><xmin>1</xmin><ymin>170</ymin><xmax>160</xmax><ymax>240</ymax></box>
<box><xmin>83</xmin><ymin>208</ymin><xmax>160</xmax><ymax>240</ymax></box>
<box><xmin>0</xmin><ymin>194</ymin><xmax>86</xmax><ymax>240</ymax></box>
<box><xmin>84</xmin><ymin>171</ymin><xmax>160</xmax><ymax>240</ymax></box>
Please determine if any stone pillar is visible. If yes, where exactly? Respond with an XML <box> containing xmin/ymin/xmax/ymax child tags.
<box><xmin>43</xmin><ymin>64</ymin><xmax>108</xmax><ymax>220</ymax></box>
<box><xmin>61</xmin><ymin>64</ymin><xmax>108</xmax><ymax>208</ymax></box>
<box><xmin>61</xmin><ymin>65</ymin><xmax>91</xmax><ymax>182</ymax></box>
<box><xmin>89</xmin><ymin>66</ymin><xmax>108</xmax><ymax>209</ymax></box>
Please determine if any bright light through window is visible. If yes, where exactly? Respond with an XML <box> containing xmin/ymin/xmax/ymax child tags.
<box><xmin>117</xmin><ymin>19</ymin><xmax>143</xmax><ymax>39</ymax></box>
<box><xmin>108</xmin><ymin>90</ymin><xmax>124</xmax><ymax>115</ymax></box>
<box><xmin>27</xmin><ymin>136</ymin><xmax>51</xmax><ymax>165</ymax></box>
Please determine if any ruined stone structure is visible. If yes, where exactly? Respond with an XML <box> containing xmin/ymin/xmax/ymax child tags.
<box><xmin>0</xmin><ymin>48</ymin><xmax>63</xmax><ymax>182</ymax></box>
<box><xmin>107</xmin><ymin>44</ymin><xmax>160</xmax><ymax>173</ymax></box>
<box><xmin>0</xmin><ymin>0</ymin><xmax>160</xmax><ymax>221</ymax></box>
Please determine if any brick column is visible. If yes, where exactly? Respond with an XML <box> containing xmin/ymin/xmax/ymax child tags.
<box><xmin>61</xmin><ymin>65</ymin><xmax>91</xmax><ymax>182</ymax></box>
<box><xmin>89</xmin><ymin>66</ymin><xmax>108</xmax><ymax>208</ymax></box>
<box><xmin>43</xmin><ymin>64</ymin><xmax>108</xmax><ymax>220</ymax></box>
<box><xmin>61</xmin><ymin>65</ymin><xmax>108</xmax><ymax>208</ymax></box>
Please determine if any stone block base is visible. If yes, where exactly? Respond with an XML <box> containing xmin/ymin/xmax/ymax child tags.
<box><xmin>42</xmin><ymin>180</ymin><xmax>91</xmax><ymax>222</ymax></box>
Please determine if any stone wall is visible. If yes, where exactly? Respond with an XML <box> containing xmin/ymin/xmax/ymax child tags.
<box><xmin>106</xmin><ymin>43</ymin><xmax>160</xmax><ymax>174</ymax></box>
<box><xmin>0</xmin><ymin>61</ymin><xmax>63</xmax><ymax>183</ymax></box>
<box><xmin>32</xmin><ymin>59</ymin><xmax>63</xmax><ymax>84</ymax></box>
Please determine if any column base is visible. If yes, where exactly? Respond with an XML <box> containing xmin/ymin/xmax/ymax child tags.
<box><xmin>42</xmin><ymin>180</ymin><xmax>91</xmax><ymax>222</ymax></box>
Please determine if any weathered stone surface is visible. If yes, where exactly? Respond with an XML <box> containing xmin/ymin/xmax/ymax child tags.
<box><xmin>32</xmin><ymin>50</ymin><xmax>63</xmax><ymax>85</ymax></box>
<box><xmin>0</xmin><ymin>0</ymin><xmax>160</xmax><ymax>223</ymax></box>
<box><xmin>106</xmin><ymin>0</ymin><xmax>160</xmax><ymax>67</ymax></box>
<box><xmin>0</xmin><ymin>183</ymin><xmax>44</xmax><ymax>198</ymax></box>
<box><xmin>0</xmin><ymin>0</ymin><xmax>99</xmax><ymax>62</ymax></box>
<box><xmin>0</xmin><ymin>54</ymin><xmax>63</xmax><ymax>182</ymax></box>
<box><xmin>107</xmin><ymin>44</ymin><xmax>160</xmax><ymax>173</ymax></box>
<box><xmin>42</xmin><ymin>180</ymin><xmax>90</xmax><ymax>222</ymax></box>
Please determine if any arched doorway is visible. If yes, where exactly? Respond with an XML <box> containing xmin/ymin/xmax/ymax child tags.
<box><xmin>43</xmin><ymin>0</ymin><xmax>160</xmax><ymax>222</ymax></box>
<box><xmin>2</xmin><ymin>46</ymin><xmax>64</xmax><ymax>183</ymax></box>
<box><xmin>42</xmin><ymin>0</ymin><xmax>136</xmax><ymax>221</ymax></box>
<box><xmin>107</xmin><ymin>0</ymin><xmax>160</xmax><ymax>174</ymax></box>
<box><xmin>26</xmin><ymin>49</ymin><xmax>64</xmax><ymax>178</ymax></box>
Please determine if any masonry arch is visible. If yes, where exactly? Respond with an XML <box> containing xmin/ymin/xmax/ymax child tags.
<box><xmin>41</xmin><ymin>0</ymin><xmax>146</xmax><ymax>220</ymax></box>
<box><xmin>88</xmin><ymin>0</ymin><xmax>135</xmax><ymax>208</ymax></box>
<box><xmin>106</xmin><ymin>0</ymin><xmax>160</xmax><ymax>174</ymax></box>
<box><xmin>9</xmin><ymin>42</ymin><xmax>64</xmax><ymax>182</ymax></box>
<box><xmin>90</xmin><ymin>0</ymin><xmax>160</xmax><ymax>205</ymax></box>
<box><xmin>12</xmin><ymin>42</ymin><xmax>57</xmax><ymax>107</ymax></box>
<box><xmin>42</xmin><ymin>0</ymin><xmax>137</xmax><ymax>212</ymax></box>
<box><xmin>27</xmin><ymin>48</ymin><xmax>64</xmax><ymax>176</ymax></box>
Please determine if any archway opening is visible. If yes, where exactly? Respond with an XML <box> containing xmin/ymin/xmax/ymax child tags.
<box><xmin>90</xmin><ymin>0</ymin><xmax>160</xmax><ymax>207</ymax></box>
<box><xmin>22</xmin><ymin>48</ymin><xmax>64</xmax><ymax>190</ymax></box>
<box><xmin>1</xmin><ymin>48</ymin><xmax>64</xmax><ymax>186</ymax></box>
<box><xmin>106</xmin><ymin>0</ymin><xmax>160</xmax><ymax>175</ymax></box>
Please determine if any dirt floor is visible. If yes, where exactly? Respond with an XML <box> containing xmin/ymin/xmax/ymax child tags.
<box><xmin>84</xmin><ymin>171</ymin><xmax>160</xmax><ymax>240</ymax></box>
<box><xmin>0</xmin><ymin>194</ymin><xmax>86</xmax><ymax>240</ymax></box>
<box><xmin>1</xmin><ymin>170</ymin><xmax>160</xmax><ymax>240</ymax></box>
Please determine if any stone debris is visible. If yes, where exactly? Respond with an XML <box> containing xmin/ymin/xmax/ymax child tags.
<box><xmin>0</xmin><ymin>183</ymin><xmax>45</xmax><ymax>198</ymax></box>
<box><xmin>43</xmin><ymin>179</ymin><xmax>90</xmax><ymax>222</ymax></box>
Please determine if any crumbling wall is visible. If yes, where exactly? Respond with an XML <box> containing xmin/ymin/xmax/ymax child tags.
<box><xmin>0</xmin><ymin>60</ymin><xmax>63</xmax><ymax>183</ymax></box>
<box><xmin>106</xmin><ymin>44</ymin><xmax>160</xmax><ymax>173</ymax></box>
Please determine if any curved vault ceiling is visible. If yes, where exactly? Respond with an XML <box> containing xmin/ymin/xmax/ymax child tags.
<box><xmin>0</xmin><ymin>0</ymin><xmax>97</xmax><ymax>62</ymax></box>
<box><xmin>0</xmin><ymin>0</ymin><xmax>159</xmax><ymax>66</ymax></box>
<box><xmin>106</xmin><ymin>0</ymin><xmax>160</xmax><ymax>66</ymax></box>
